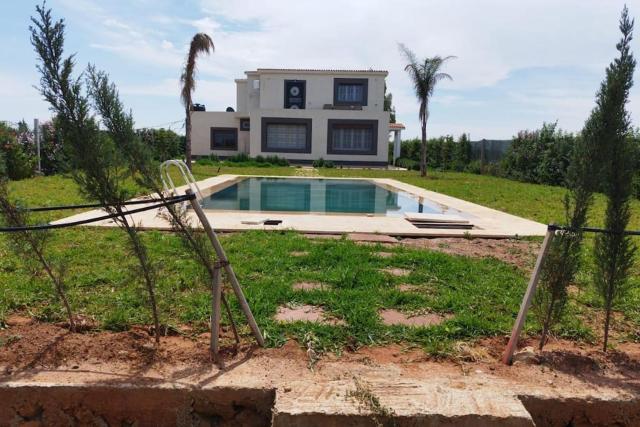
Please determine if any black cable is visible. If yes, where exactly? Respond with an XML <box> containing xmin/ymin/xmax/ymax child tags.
<box><xmin>25</xmin><ymin>195</ymin><xmax>190</xmax><ymax>212</ymax></box>
<box><xmin>548</xmin><ymin>223</ymin><xmax>640</xmax><ymax>236</ymax></box>
<box><xmin>0</xmin><ymin>193</ymin><xmax>195</xmax><ymax>233</ymax></box>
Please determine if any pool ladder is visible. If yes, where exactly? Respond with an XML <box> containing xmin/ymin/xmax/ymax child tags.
<box><xmin>160</xmin><ymin>160</ymin><xmax>204</xmax><ymax>209</ymax></box>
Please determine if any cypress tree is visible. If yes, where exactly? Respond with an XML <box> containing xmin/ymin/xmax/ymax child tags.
<box><xmin>593</xmin><ymin>6</ymin><xmax>637</xmax><ymax>352</ymax></box>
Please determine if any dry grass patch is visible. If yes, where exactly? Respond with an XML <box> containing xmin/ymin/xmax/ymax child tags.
<box><xmin>275</xmin><ymin>304</ymin><xmax>344</xmax><ymax>326</ymax></box>
<box><xmin>381</xmin><ymin>267</ymin><xmax>411</xmax><ymax>277</ymax></box>
<box><xmin>292</xmin><ymin>281</ymin><xmax>326</xmax><ymax>291</ymax></box>
<box><xmin>290</xmin><ymin>251</ymin><xmax>309</xmax><ymax>257</ymax></box>
<box><xmin>376</xmin><ymin>251</ymin><xmax>394</xmax><ymax>258</ymax></box>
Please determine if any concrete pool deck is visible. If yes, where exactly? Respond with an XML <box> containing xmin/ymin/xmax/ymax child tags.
<box><xmin>52</xmin><ymin>175</ymin><xmax>547</xmax><ymax>238</ymax></box>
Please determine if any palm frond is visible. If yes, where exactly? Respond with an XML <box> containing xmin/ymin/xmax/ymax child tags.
<box><xmin>180</xmin><ymin>33</ymin><xmax>215</xmax><ymax>108</ymax></box>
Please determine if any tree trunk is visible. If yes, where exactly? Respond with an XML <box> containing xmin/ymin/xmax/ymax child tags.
<box><xmin>117</xmin><ymin>209</ymin><xmax>161</xmax><ymax>343</ymax></box>
<box><xmin>34</xmin><ymin>246</ymin><xmax>75</xmax><ymax>332</ymax></box>
<box><xmin>185</xmin><ymin>107</ymin><xmax>192</xmax><ymax>171</ymax></box>
<box><xmin>420</xmin><ymin>120</ymin><xmax>427</xmax><ymax>177</ymax></box>
<box><xmin>539</xmin><ymin>299</ymin><xmax>555</xmax><ymax>350</ymax></box>
<box><xmin>603</xmin><ymin>301</ymin><xmax>612</xmax><ymax>352</ymax></box>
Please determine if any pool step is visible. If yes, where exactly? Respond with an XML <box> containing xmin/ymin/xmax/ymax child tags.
<box><xmin>404</xmin><ymin>213</ymin><xmax>474</xmax><ymax>230</ymax></box>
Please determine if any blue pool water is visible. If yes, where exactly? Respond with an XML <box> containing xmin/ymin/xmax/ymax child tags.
<box><xmin>201</xmin><ymin>177</ymin><xmax>452</xmax><ymax>216</ymax></box>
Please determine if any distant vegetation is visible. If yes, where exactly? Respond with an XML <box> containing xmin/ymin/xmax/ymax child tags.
<box><xmin>394</xmin><ymin>124</ymin><xmax>640</xmax><ymax>199</ymax></box>
<box><xmin>197</xmin><ymin>153</ymin><xmax>290</xmax><ymax>168</ymax></box>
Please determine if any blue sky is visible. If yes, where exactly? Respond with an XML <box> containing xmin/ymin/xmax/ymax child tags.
<box><xmin>2</xmin><ymin>0</ymin><xmax>639</xmax><ymax>139</ymax></box>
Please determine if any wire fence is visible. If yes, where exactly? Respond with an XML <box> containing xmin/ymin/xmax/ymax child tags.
<box><xmin>0</xmin><ymin>194</ymin><xmax>195</xmax><ymax>233</ymax></box>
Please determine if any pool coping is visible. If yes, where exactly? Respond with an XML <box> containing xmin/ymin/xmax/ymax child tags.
<box><xmin>52</xmin><ymin>174</ymin><xmax>547</xmax><ymax>238</ymax></box>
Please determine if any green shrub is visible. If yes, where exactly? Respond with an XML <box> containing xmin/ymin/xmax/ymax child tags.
<box><xmin>137</xmin><ymin>128</ymin><xmax>183</xmax><ymax>161</ymax></box>
<box><xmin>464</xmin><ymin>160</ymin><xmax>482</xmax><ymax>174</ymax></box>
<box><xmin>265</xmin><ymin>155</ymin><xmax>289</xmax><ymax>166</ymax></box>
<box><xmin>0</xmin><ymin>151</ymin><xmax>6</xmax><ymax>178</ymax></box>
<box><xmin>395</xmin><ymin>157</ymin><xmax>420</xmax><ymax>171</ymax></box>
<box><xmin>227</xmin><ymin>153</ymin><xmax>250</xmax><ymax>163</ymax></box>
<box><xmin>312</xmin><ymin>158</ymin><xmax>334</xmax><ymax>168</ymax></box>
<box><xmin>196</xmin><ymin>157</ymin><xmax>214</xmax><ymax>166</ymax></box>
<box><xmin>501</xmin><ymin>122</ymin><xmax>573</xmax><ymax>186</ymax></box>
<box><xmin>0</xmin><ymin>124</ymin><xmax>35</xmax><ymax>180</ymax></box>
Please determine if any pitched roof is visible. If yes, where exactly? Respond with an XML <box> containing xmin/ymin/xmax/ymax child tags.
<box><xmin>389</xmin><ymin>122</ymin><xmax>406</xmax><ymax>130</ymax></box>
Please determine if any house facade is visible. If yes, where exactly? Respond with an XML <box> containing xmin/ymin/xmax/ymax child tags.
<box><xmin>191</xmin><ymin>68</ymin><xmax>393</xmax><ymax>166</ymax></box>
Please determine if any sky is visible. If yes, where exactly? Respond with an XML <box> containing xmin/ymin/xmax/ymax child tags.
<box><xmin>1</xmin><ymin>0</ymin><xmax>640</xmax><ymax>140</ymax></box>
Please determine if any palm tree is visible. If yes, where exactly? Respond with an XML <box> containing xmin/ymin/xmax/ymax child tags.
<box><xmin>181</xmin><ymin>33</ymin><xmax>214</xmax><ymax>170</ymax></box>
<box><xmin>399</xmin><ymin>43</ymin><xmax>454</xmax><ymax>177</ymax></box>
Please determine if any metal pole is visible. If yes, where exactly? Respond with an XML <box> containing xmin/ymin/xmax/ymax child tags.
<box><xmin>34</xmin><ymin>118</ymin><xmax>41</xmax><ymax>174</ymax></box>
<box><xmin>502</xmin><ymin>227</ymin><xmax>555</xmax><ymax>365</ymax></box>
<box><xmin>186</xmin><ymin>189</ymin><xmax>265</xmax><ymax>346</ymax></box>
<box><xmin>211</xmin><ymin>264</ymin><xmax>223</xmax><ymax>362</ymax></box>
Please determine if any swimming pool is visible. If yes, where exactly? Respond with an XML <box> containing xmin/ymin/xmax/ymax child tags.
<box><xmin>200</xmin><ymin>177</ymin><xmax>459</xmax><ymax>216</ymax></box>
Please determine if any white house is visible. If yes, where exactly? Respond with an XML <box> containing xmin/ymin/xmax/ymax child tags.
<box><xmin>191</xmin><ymin>68</ymin><xmax>403</xmax><ymax>166</ymax></box>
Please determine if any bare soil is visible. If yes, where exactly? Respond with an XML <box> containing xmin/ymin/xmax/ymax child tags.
<box><xmin>400</xmin><ymin>237</ymin><xmax>540</xmax><ymax>271</ymax></box>
<box><xmin>305</xmin><ymin>233</ymin><xmax>540</xmax><ymax>271</ymax></box>
<box><xmin>378</xmin><ymin>309</ymin><xmax>452</xmax><ymax>327</ymax></box>
<box><xmin>4</xmin><ymin>318</ymin><xmax>638</xmax><ymax>384</ymax></box>
<box><xmin>2</xmin><ymin>321</ymin><xmax>640</xmax><ymax>426</ymax></box>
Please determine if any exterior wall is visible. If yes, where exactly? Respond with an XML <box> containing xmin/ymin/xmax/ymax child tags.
<box><xmin>190</xmin><ymin>111</ymin><xmax>250</xmax><ymax>157</ymax></box>
<box><xmin>192</xmin><ymin>70</ymin><xmax>391</xmax><ymax>165</ymax></box>
<box><xmin>235</xmin><ymin>80</ymin><xmax>248</xmax><ymax>113</ymax></box>
<box><xmin>248</xmin><ymin>109</ymin><xmax>390</xmax><ymax>164</ymax></box>
<box><xmin>256</xmin><ymin>72</ymin><xmax>386</xmax><ymax>112</ymax></box>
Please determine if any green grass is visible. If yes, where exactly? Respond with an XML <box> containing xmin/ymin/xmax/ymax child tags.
<box><xmin>0</xmin><ymin>226</ymin><xmax>529</xmax><ymax>354</ymax></box>
<box><xmin>1</xmin><ymin>167</ymin><xmax>639</xmax><ymax>355</ymax></box>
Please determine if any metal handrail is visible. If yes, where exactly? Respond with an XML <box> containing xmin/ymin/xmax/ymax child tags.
<box><xmin>160</xmin><ymin>159</ymin><xmax>203</xmax><ymax>202</ymax></box>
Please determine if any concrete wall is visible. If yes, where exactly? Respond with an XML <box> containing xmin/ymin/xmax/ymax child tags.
<box><xmin>191</xmin><ymin>111</ymin><xmax>250</xmax><ymax>157</ymax></box>
<box><xmin>249</xmin><ymin>109</ymin><xmax>390</xmax><ymax>164</ymax></box>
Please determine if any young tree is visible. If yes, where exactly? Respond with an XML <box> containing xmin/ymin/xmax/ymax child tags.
<box><xmin>593</xmin><ymin>6</ymin><xmax>637</xmax><ymax>352</ymax></box>
<box><xmin>454</xmin><ymin>133</ymin><xmax>471</xmax><ymax>170</ymax></box>
<box><xmin>86</xmin><ymin>66</ymin><xmax>241</xmax><ymax>347</ymax></box>
<box><xmin>30</xmin><ymin>4</ymin><xmax>162</xmax><ymax>343</ymax></box>
<box><xmin>399</xmin><ymin>43</ymin><xmax>454</xmax><ymax>177</ymax></box>
<box><xmin>383</xmin><ymin>83</ymin><xmax>396</xmax><ymax>123</ymax></box>
<box><xmin>0</xmin><ymin>180</ymin><xmax>75</xmax><ymax>331</ymax></box>
<box><xmin>533</xmin><ymin>9</ymin><xmax>636</xmax><ymax>351</ymax></box>
<box><xmin>181</xmin><ymin>33</ymin><xmax>214</xmax><ymax>171</ymax></box>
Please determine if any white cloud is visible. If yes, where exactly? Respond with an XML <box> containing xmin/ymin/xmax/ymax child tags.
<box><xmin>17</xmin><ymin>0</ymin><xmax>640</xmax><ymax>137</ymax></box>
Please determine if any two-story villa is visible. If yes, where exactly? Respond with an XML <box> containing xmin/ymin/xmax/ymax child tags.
<box><xmin>191</xmin><ymin>68</ymin><xmax>399</xmax><ymax>166</ymax></box>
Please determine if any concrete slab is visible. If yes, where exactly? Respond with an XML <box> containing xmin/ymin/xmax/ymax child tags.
<box><xmin>51</xmin><ymin>175</ymin><xmax>548</xmax><ymax>238</ymax></box>
<box><xmin>273</xmin><ymin>379</ymin><xmax>535</xmax><ymax>427</ymax></box>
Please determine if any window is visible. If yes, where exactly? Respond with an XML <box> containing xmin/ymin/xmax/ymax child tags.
<box><xmin>210</xmin><ymin>127</ymin><xmax>237</xmax><ymax>150</ymax></box>
<box><xmin>333</xmin><ymin>78</ymin><xmax>368</xmax><ymax>106</ymax></box>
<box><xmin>261</xmin><ymin>117</ymin><xmax>312</xmax><ymax>153</ymax></box>
<box><xmin>240</xmin><ymin>118</ymin><xmax>250</xmax><ymax>131</ymax></box>
<box><xmin>327</xmin><ymin>119</ymin><xmax>377</xmax><ymax>155</ymax></box>
<box><xmin>284</xmin><ymin>80</ymin><xmax>306</xmax><ymax>109</ymax></box>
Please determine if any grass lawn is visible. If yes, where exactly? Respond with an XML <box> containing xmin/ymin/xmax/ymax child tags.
<box><xmin>1</xmin><ymin>166</ymin><xmax>639</xmax><ymax>355</ymax></box>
